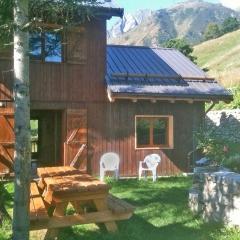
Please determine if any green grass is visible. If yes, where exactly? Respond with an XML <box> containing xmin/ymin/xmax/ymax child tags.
<box><xmin>193</xmin><ymin>29</ymin><xmax>240</xmax><ymax>87</ymax></box>
<box><xmin>1</xmin><ymin>177</ymin><xmax>240</xmax><ymax>240</ymax></box>
<box><xmin>0</xmin><ymin>183</ymin><xmax>13</xmax><ymax>240</ymax></box>
<box><xmin>193</xmin><ymin>30</ymin><xmax>240</xmax><ymax>69</ymax></box>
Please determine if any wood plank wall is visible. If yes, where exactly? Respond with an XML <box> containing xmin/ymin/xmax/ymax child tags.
<box><xmin>0</xmin><ymin>61</ymin><xmax>13</xmax><ymax>102</ymax></box>
<box><xmin>87</xmin><ymin>101</ymin><xmax>205</xmax><ymax>177</ymax></box>
<box><xmin>0</xmin><ymin>19</ymin><xmax>107</xmax><ymax>104</ymax></box>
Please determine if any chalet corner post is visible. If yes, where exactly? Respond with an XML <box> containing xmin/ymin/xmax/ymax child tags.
<box><xmin>12</xmin><ymin>0</ymin><xmax>31</xmax><ymax>240</ymax></box>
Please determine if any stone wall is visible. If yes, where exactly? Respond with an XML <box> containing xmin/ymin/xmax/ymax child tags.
<box><xmin>189</xmin><ymin>168</ymin><xmax>240</xmax><ymax>227</ymax></box>
<box><xmin>206</xmin><ymin>109</ymin><xmax>240</xmax><ymax>143</ymax></box>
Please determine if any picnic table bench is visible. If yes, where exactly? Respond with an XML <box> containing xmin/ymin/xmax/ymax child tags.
<box><xmin>29</xmin><ymin>166</ymin><xmax>134</xmax><ymax>237</ymax></box>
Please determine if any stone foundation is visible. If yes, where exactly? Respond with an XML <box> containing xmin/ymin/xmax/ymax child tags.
<box><xmin>189</xmin><ymin>168</ymin><xmax>240</xmax><ymax>227</ymax></box>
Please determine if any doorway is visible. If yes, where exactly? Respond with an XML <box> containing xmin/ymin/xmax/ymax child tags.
<box><xmin>31</xmin><ymin>110</ymin><xmax>62</xmax><ymax>167</ymax></box>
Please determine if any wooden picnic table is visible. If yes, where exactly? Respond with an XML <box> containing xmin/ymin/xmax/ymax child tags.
<box><xmin>37</xmin><ymin>166</ymin><xmax>81</xmax><ymax>189</ymax></box>
<box><xmin>30</xmin><ymin>166</ymin><xmax>134</xmax><ymax>237</ymax></box>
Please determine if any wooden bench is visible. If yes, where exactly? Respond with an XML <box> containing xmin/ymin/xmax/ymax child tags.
<box><xmin>29</xmin><ymin>182</ymin><xmax>49</xmax><ymax>228</ymax></box>
<box><xmin>30</xmin><ymin>192</ymin><xmax>134</xmax><ymax>231</ymax></box>
<box><xmin>107</xmin><ymin>194</ymin><xmax>135</xmax><ymax>219</ymax></box>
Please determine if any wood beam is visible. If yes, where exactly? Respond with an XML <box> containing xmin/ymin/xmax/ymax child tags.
<box><xmin>187</xmin><ymin>100</ymin><xmax>194</xmax><ymax>104</ymax></box>
<box><xmin>30</xmin><ymin>211</ymin><xmax>133</xmax><ymax>231</ymax></box>
<box><xmin>30</xmin><ymin>22</ymin><xmax>85</xmax><ymax>33</ymax></box>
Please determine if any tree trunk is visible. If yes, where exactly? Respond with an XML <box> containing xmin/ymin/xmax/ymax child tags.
<box><xmin>12</xmin><ymin>1</ymin><xmax>31</xmax><ymax>240</ymax></box>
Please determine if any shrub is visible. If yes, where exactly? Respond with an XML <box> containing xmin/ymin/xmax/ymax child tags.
<box><xmin>221</xmin><ymin>17</ymin><xmax>240</xmax><ymax>35</ymax></box>
<box><xmin>224</xmin><ymin>154</ymin><xmax>240</xmax><ymax>173</ymax></box>
<box><xmin>163</xmin><ymin>38</ymin><xmax>196</xmax><ymax>62</ymax></box>
<box><xmin>204</xmin><ymin>23</ymin><xmax>221</xmax><ymax>41</ymax></box>
<box><xmin>195</xmin><ymin>127</ymin><xmax>228</xmax><ymax>166</ymax></box>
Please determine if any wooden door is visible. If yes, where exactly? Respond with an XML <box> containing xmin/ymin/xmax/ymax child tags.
<box><xmin>64</xmin><ymin>109</ymin><xmax>87</xmax><ymax>172</ymax></box>
<box><xmin>0</xmin><ymin>108</ymin><xmax>14</xmax><ymax>172</ymax></box>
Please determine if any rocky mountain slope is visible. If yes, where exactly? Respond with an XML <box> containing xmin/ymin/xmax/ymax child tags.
<box><xmin>193</xmin><ymin>29</ymin><xmax>240</xmax><ymax>87</ymax></box>
<box><xmin>108</xmin><ymin>0</ymin><xmax>240</xmax><ymax>46</ymax></box>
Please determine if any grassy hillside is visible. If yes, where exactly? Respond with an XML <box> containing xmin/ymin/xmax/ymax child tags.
<box><xmin>193</xmin><ymin>29</ymin><xmax>240</xmax><ymax>87</ymax></box>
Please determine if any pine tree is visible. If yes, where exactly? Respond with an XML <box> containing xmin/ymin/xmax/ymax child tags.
<box><xmin>204</xmin><ymin>23</ymin><xmax>221</xmax><ymax>41</ymax></box>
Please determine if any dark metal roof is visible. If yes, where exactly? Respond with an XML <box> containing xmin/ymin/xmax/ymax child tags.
<box><xmin>95</xmin><ymin>0</ymin><xmax>123</xmax><ymax>18</ymax></box>
<box><xmin>106</xmin><ymin>45</ymin><xmax>233</xmax><ymax>102</ymax></box>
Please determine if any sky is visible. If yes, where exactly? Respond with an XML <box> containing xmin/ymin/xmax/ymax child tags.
<box><xmin>108</xmin><ymin>0</ymin><xmax>240</xmax><ymax>28</ymax></box>
<box><xmin>115</xmin><ymin>0</ymin><xmax>218</xmax><ymax>13</ymax></box>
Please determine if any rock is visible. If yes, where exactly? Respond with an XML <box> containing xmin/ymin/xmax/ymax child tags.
<box><xmin>189</xmin><ymin>170</ymin><xmax>240</xmax><ymax>227</ymax></box>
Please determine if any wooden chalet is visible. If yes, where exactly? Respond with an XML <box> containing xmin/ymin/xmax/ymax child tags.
<box><xmin>0</xmin><ymin>1</ymin><xmax>233</xmax><ymax>177</ymax></box>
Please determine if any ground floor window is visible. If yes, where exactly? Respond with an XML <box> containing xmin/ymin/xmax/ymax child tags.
<box><xmin>30</xmin><ymin>119</ymin><xmax>39</xmax><ymax>158</ymax></box>
<box><xmin>135</xmin><ymin>115</ymin><xmax>174</xmax><ymax>149</ymax></box>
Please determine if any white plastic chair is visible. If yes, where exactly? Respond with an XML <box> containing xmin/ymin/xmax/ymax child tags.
<box><xmin>100</xmin><ymin>152</ymin><xmax>120</xmax><ymax>181</ymax></box>
<box><xmin>139</xmin><ymin>154</ymin><xmax>161</xmax><ymax>182</ymax></box>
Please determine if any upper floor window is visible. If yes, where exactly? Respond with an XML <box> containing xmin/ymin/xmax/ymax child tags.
<box><xmin>135</xmin><ymin>115</ymin><xmax>174</xmax><ymax>149</ymax></box>
<box><xmin>29</xmin><ymin>32</ymin><xmax>62</xmax><ymax>63</ymax></box>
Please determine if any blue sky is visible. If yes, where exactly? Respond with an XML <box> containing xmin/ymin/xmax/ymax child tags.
<box><xmin>108</xmin><ymin>0</ymin><xmax>220</xmax><ymax>28</ymax></box>
<box><xmin>116</xmin><ymin>0</ymin><xmax>219</xmax><ymax>13</ymax></box>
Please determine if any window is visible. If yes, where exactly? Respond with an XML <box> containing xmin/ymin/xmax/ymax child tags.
<box><xmin>30</xmin><ymin>119</ymin><xmax>39</xmax><ymax>158</ymax></box>
<box><xmin>135</xmin><ymin>116</ymin><xmax>174</xmax><ymax>149</ymax></box>
<box><xmin>29</xmin><ymin>32</ymin><xmax>62</xmax><ymax>63</ymax></box>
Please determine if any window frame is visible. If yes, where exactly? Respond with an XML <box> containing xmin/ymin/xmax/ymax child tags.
<box><xmin>135</xmin><ymin>115</ymin><xmax>174</xmax><ymax>150</ymax></box>
<box><xmin>29</xmin><ymin>31</ymin><xmax>63</xmax><ymax>63</ymax></box>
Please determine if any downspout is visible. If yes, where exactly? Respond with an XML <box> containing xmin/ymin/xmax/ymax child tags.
<box><xmin>205</xmin><ymin>102</ymin><xmax>216</xmax><ymax>115</ymax></box>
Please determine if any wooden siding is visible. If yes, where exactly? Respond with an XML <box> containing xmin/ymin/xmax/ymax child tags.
<box><xmin>0</xmin><ymin>19</ymin><xmax>107</xmax><ymax>105</ymax></box>
<box><xmin>0</xmin><ymin>101</ymin><xmax>205</xmax><ymax>176</ymax></box>
<box><xmin>0</xmin><ymin>108</ymin><xmax>14</xmax><ymax>172</ymax></box>
<box><xmin>0</xmin><ymin>61</ymin><xmax>13</xmax><ymax>102</ymax></box>
<box><xmin>87</xmin><ymin>101</ymin><xmax>205</xmax><ymax>177</ymax></box>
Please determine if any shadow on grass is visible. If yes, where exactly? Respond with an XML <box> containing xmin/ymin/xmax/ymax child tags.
<box><xmin>58</xmin><ymin>177</ymin><xmax>229</xmax><ymax>240</ymax></box>
<box><xmin>110</xmin><ymin>177</ymin><xmax>191</xmax><ymax>208</ymax></box>
<box><xmin>58</xmin><ymin>214</ymin><xmax>226</xmax><ymax>240</ymax></box>
<box><xmin>2</xmin><ymin>177</ymin><xmax>238</xmax><ymax>240</ymax></box>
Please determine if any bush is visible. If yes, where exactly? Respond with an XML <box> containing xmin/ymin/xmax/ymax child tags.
<box><xmin>163</xmin><ymin>38</ymin><xmax>196</xmax><ymax>62</ymax></box>
<box><xmin>204</xmin><ymin>23</ymin><xmax>221</xmax><ymax>41</ymax></box>
<box><xmin>221</xmin><ymin>17</ymin><xmax>240</xmax><ymax>35</ymax></box>
<box><xmin>195</xmin><ymin>127</ymin><xmax>228</xmax><ymax>166</ymax></box>
<box><xmin>224</xmin><ymin>154</ymin><xmax>240</xmax><ymax>173</ymax></box>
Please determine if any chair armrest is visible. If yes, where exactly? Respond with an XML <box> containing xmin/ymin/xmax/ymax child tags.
<box><xmin>139</xmin><ymin>161</ymin><xmax>143</xmax><ymax>167</ymax></box>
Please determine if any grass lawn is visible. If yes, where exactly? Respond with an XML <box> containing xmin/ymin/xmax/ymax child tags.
<box><xmin>1</xmin><ymin>177</ymin><xmax>240</xmax><ymax>240</ymax></box>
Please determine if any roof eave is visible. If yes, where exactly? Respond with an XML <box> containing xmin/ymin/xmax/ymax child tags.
<box><xmin>93</xmin><ymin>7</ymin><xmax>124</xmax><ymax>18</ymax></box>
<box><xmin>108</xmin><ymin>91</ymin><xmax>233</xmax><ymax>103</ymax></box>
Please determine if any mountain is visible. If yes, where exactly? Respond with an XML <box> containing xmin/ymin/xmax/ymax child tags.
<box><xmin>108</xmin><ymin>0</ymin><xmax>240</xmax><ymax>46</ymax></box>
<box><xmin>193</xmin><ymin>29</ymin><xmax>240</xmax><ymax>87</ymax></box>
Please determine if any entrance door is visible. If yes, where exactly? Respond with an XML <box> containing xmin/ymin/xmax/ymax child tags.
<box><xmin>64</xmin><ymin>109</ymin><xmax>87</xmax><ymax>172</ymax></box>
<box><xmin>0</xmin><ymin>108</ymin><xmax>14</xmax><ymax>172</ymax></box>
